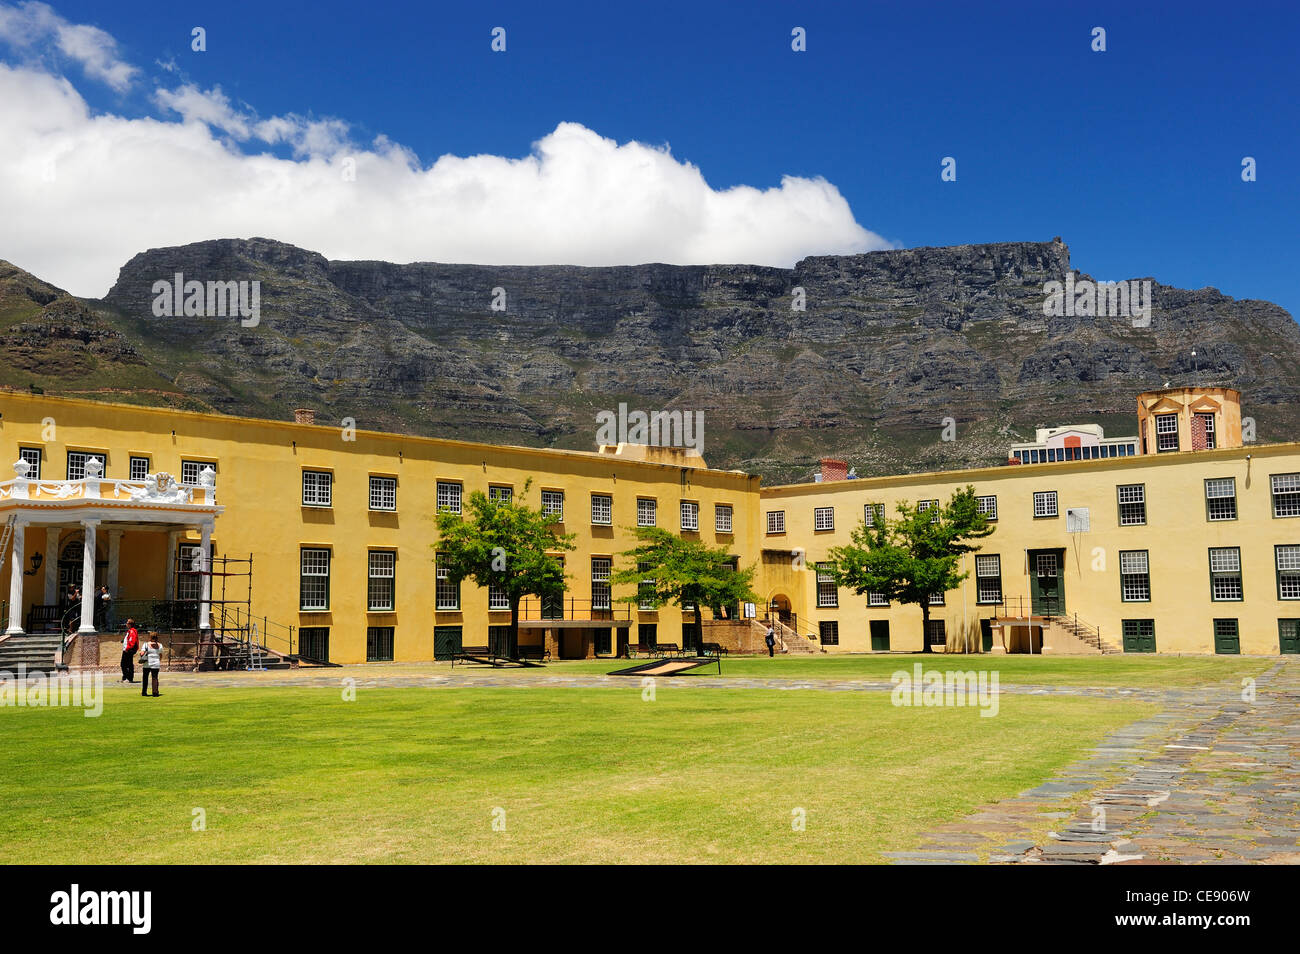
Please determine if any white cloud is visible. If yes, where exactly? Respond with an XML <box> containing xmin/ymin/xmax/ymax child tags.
<box><xmin>0</xmin><ymin>6</ymin><xmax>890</xmax><ymax>298</ymax></box>
<box><xmin>0</xmin><ymin>1</ymin><xmax>136</xmax><ymax>91</ymax></box>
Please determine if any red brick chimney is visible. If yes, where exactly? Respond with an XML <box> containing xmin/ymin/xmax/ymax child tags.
<box><xmin>819</xmin><ymin>457</ymin><xmax>848</xmax><ymax>482</ymax></box>
<box><xmin>293</xmin><ymin>408</ymin><xmax>316</xmax><ymax>425</ymax></box>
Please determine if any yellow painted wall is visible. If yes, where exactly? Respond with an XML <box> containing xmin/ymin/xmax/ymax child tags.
<box><xmin>0</xmin><ymin>392</ymin><xmax>760</xmax><ymax>662</ymax></box>
<box><xmin>759</xmin><ymin>442</ymin><xmax>1300</xmax><ymax>655</ymax></box>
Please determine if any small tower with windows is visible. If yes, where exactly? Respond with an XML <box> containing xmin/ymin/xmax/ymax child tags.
<box><xmin>1136</xmin><ymin>386</ymin><xmax>1242</xmax><ymax>454</ymax></box>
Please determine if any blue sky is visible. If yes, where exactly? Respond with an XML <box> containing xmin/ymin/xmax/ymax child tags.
<box><xmin>6</xmin><ymin>0</ymin><xmax>1298</xmax><ymax>316</ymax></box>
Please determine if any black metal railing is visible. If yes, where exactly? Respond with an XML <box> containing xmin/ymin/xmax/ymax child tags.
<box><xmin>517</xmin><ymin>597</ymin><xmax>632</xmax><ymax>623</ymax></box>
<box><xmin>994</xmin><ymin>595</ymin><xmax>1061</xmax><ymax>621</ymax></box>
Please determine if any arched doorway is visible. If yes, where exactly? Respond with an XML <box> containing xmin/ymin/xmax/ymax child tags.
<box><xmin>767</xmin><ymin>594</ymin><xmax>792</xmax><ymax>626</ymax></box>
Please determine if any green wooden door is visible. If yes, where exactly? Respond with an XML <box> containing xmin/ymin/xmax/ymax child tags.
<box><xmin>1213</xmin><ymin>620</ymin><xmax>1240</xmax><ymax>654</ymax></box>
<box><xmin>979</xmin><ymin>618</ymin><xmax>993</xmax><ymax>652</ymax></box>
<box><xmin>1029</xmin><ymin>550</ymin><xmax>1064</xmax><ymax>616</ymax></box>
<box><xmin>1279</xmin><ymin>620</ymin><xmax>1300</xmax><ymax>655</ymax></box>
<box><xmin>870</xmin><ymin>620</ymin><xmax>890</xmax><ymax>651</ymax></box>
<box><xmin>434</xmin><ymin>625</ymin><xmax>462</xmax><ymax>661</ymax></box>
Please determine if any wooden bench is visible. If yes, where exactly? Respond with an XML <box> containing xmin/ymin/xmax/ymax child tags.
<box><xmin>701</xmin><ymin>641</ymin><xmax>728</xmax><ymax>657</ymax></box>
<box><xmin>653</xmin><ymin>642</ymin><xmax>681</xmax><ymax>657</ymax></box>
<box><xmin>516</xmin><ymin>645</ymin><xmax>550</xmax><ymax>662</ymax></box>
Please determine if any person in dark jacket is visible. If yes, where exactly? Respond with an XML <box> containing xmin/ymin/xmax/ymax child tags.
<box><xmin>765</xmin><ymin>625</ymin><xmax>776</xmax><ymax>658</ymax></box>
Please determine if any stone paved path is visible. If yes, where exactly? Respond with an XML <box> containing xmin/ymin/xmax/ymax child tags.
<box><xmin>885</xmin><ymin>659</ymin><xmax>1300</xmax><ymax>865</ymax></box>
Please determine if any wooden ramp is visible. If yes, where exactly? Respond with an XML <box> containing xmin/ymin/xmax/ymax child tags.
<box><xmin>607</xmin><ymin>656</ymin><xmax>719</xmax><ymax>677</ymax></box>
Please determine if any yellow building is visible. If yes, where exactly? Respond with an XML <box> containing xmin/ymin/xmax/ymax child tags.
<box><xmin>2</xmin><ymin>384</ymin><xmax>1298</xmax><ymax>664</ymax></box>
<box><xmin>0</xmin><ymin>392</ymin><xmax>758</xmax><ymax>666</ymax></box>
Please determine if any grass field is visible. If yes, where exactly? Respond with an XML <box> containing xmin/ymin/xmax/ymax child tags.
<box><xmin>0</xmin><ymin>685</ymin><xmax>1154</xmax><ymax>864</ymax></box>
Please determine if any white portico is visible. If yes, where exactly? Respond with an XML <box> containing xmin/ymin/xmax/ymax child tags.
<box><xmin>0</xmin><ymin>458</ymin><xmax>223</xmax><ymax>643</ymax></box>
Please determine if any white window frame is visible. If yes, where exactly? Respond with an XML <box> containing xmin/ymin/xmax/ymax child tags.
<box><xmin>816</xmin><ymin>563</ymin><xmax>838</xmax><ymax>608</ymax></box>
<box><xmin>367</xmin><ymin>550</ymin><xmax>395</xmax><ymax>611</ymax></box>
<box><xmin>436</xmin><ymin>481</ymin><xmax>462</xmax><ymax>515</ymax></box>
<box><xmin>976</xmin><ymin>495</ymin><xmax>998</xmax><ymax>521</ymax></box>
<box><xmin>1276</xmin><ymin>545</ymin><xmax>1300</xmax><ymax>600</ymax></box>
<box><xmin>541</xmin><ymin>490</ymin><xmax>565</xmax><ymax>520</ymax></box>
<box><xmin>300</xmin><ymin>548</ymin><xmax>331</xmax><ymax>611</ymax></box>
<box><xmin>975</xmin><ymin>554</ymin><xmax>1002</xmax><ymax>604</ymax></box>
<box><xmin>1209</xmin><ymin>547</ymin><xmax>1243</xmax><ymax>601</ymax></box>
<box><xmin>1155</xmin><ymin>413</ymin><xmax>1180</xmax><ymax>452</ymax></box>
<box><xmin>369</xmin><ymin>475</ymin><xmax>397</xmax><ymax>511</ymax></box>
<box><xmin>637</xmin><ymin>498</ymin><xmax>657</xmax><ymax>527</ymax></box>
<box><xmin>301</xmin><ymin>470</ymin><xmax>333</xmax><ymax>507</ymax></box>
<box><xmin>1273</xmin><ymin>474</ymin><xmax>1300</xmax><ymax>518</ymax></box>
<box><xmin>715</xmin><ymin>504</ymin><xmax>733</xmax><ymax>533</ymax></box>
<box><xmin>1119</xmin><ymin>550</ymin><xmax>1150</xmax><ymax>602</ymax></box>
<box><xmin>766</xmin><ymin>510</ymin><xmax>785</xmax><ymax>534</ymax></box>
<box><xmin>66</xmin><ymin>451</ymin><xmax>106</xmax><ymax>481</ymax></box>
<box><xmin>129</xmin><ymin>455</ymin><xmax>150</xmax><ymax>481</ymax></box>
<box><xmin>863</xmin><ymin>503</ymin><xmax>884</xmax><ymax>528</ymax></box>
<box><xmin>1033</xmin><ymin>491</ymin><xmax>1058</xmax><ymax>518</ymax></box>
<box><xmin>435</xmin><ymin>553</ymin><xmax>459</xmax><ymax>611</ymax></box>
<box><xmin>488</xmin><ymin>485</ymin><xmax>513</xmax><ymax>504</ymax></box>
<box><xmin>181</xmin><ymin>460</ymin><xmax>214</xmax><ymax>484</ymax></box>
<box><xmin>591</xmin><ymin>494</ymin><xmax>613</xmax><ymax>526</ymax></box>
<box><xmin>1117</xmin><ymin>484</ymin><xmax>1146</xmax><ymax>526</ymax></box>
<box><xmin>814</xmin><ymin>507</ymin><xmax>835</xmax><ymax>531</ymax></box>
<box><xmin>680</xmin><ymin>500</ymin><xmax>699</xmax><ymax>532</ymax></box>
<box><xmin>1205</xmin><ymin>478</ymin><xmax>1237</xmax><ymax>522</ymax></box>
<box><xmin>591</xmin><ymin>557</ymin><xmax>612</xmax><ymax>611</ymax></box>
<box><xmin>18</xmin><ymin>447</ymin><xmax>41</xmax><ymax>480</ymax></box>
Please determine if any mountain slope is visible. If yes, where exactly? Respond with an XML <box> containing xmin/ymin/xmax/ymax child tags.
<box><xmin>4</xmin><ymin>237</ymin><xmax>1296</xmax><ymax>483</ymax></box>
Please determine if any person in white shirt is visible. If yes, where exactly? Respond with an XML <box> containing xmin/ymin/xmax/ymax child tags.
<box><xmin>139</xmin><ymin>637</ymin><xmax>163</xmax><ymax>697</ymax></box>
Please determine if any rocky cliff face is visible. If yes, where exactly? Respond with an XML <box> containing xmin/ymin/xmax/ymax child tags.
<box><xmin>7</xmin><ymin>237</ymin><xmax>1297</xmax><ymax>483</ymax></box>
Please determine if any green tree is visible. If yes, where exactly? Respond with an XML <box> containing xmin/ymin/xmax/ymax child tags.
<box><xmin>432</xmin><ymin>480</ymin><xmax>575</xmax><ymax>658</ymax></box>
<box><xmin>826</xmin><ymin>487</ymin><xmax>994</xmax><ymax>653</ymax></box>
<box><xmin>612</xmin><ymin>526</ymin><xmax>758</xmax><ymax>652</ymax></box>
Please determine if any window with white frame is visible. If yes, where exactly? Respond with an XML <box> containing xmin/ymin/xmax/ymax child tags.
<box><xmin>863</xmin><ymin>503</ymin><xmax>884</xmax><ymax>528</ymax></box>
<box><xmin>177</xmin><ymin>544</ymin><xmax>204</xmax><ymax>601</ymax></box>
<box><xmin>541</xmin><ymin>490</ymin><xmax>565</xmax><ymax>520</ymax></box>
<box><xmin>1117</xmin><ymin>484</ymin><xmax>1146</xmax><ymax>525</ymax></box>
<box><xmin>867</xmin><ymin>591</ymin><xmax>889</xmax><ymax>607</ymax></box>
<box><xmin>1033</xmin><ymin>491</ymin><xmax>1058</xmax><ymax>518</ymax></box>
<box><xmin>1272</xmin><ymin>474</ymin><xmax>1300</xmax><ymax>517</ymax></box>
<box><xmin>1155</xmin><ymin>413</ymin><xmax>1180</xmax><ymax>452</ymax></box>
<box><xmin>816</xmin><ymin>563</ymin><xmax>838</xmax><ymax>608</ymax></box>
<box><xmin>976</xmin><ymin>495</ymin><xmax>998</xmax><ymax>521</ymax></box>
<box><xmin>66</xmin><ymin>451</ymin><xmax>106</xmax><ymax>480</ymax></box>
<box><xmin>927</xmin><ymin>591</ymin><xmax>945</xmax><ymax>606</ymax></box>
<box><xmin>680</xmin><ymin>500</ymin><xmax>699</xmax><ymax>531</ymax></box>
<box><xmin>129</xmin><ymin>456</ymin><xmax>149</xmax><ymax>481</ymax></box>
<box><xmin>1276</xmin><ymin>545</ymin><xmax>1300</xmax><ymax>600</ymax></box>
<box><xmin>591</xmin><ymin>494</ymin><xmax>613</xmax><ymax>525</ymax></box>
<box><xmin>369</xmin><ymin>476</ymin><xmax>397</xmax><ymax>511</ymax></box>
<box><xmin>975</xmin><ymin>554</ymin><xmax>1002</xmax><ymax>604</ymax></box>
<box><xmin>715</xmin><ymin>504</ymin><xmax>733</xmax><ymax>533</ymax></box>
<box><xmin>181</xmin><ymin>460</ymin><xmax>214</xmax><ymax>484</ymax></box>
<box><xmin>637</xmin><ymin>498</ymin><xmax>657</xmax><ymax>527</ymax></box>
<box><xmin>488</xmin><ymin>582</ymin><xmax>510</xmax><ymax>611</ymax></box>
<box><xmin>1205</xmin><ymin>478</ymin><xmax>1237</xmax><ymax>521</ymax></box>
<box><xmin>766</xmin><ymin>510</ymin><xmax>785</xmax><ymax>534</ymax></box>
<box><xmin>1036</xmin><ymin>553</ymin><xmax>1058</xmax><ymax>578</ymax></box>
<box><xmin>917</xmin><ymin>499</ymin><xmax>939</xmax><ymax>522</ymax></box>
<box><xmin>435</xmin><ymin>553</ymin><xmax>459</xmax><ymax>610</ymax></box>
<box><xmin>1209</xmin><ymin>547</ymin><xmax>1243</xmax><ymax>601</ymax></box>
<box><xmin>18</xmin><ymin>447</ymin><xmax>41</xmax><ymax>480</ymax></box>
<box><xmin>301</xmin><ymin>470</ymin><xmax>332</xmax><ymax>507</ymax></box>
<box><xmin>1119</xmin><ymin>550</ymin><xmax>1150</xmax><ymax>602</ymax></box>
<box><xmin>367</xmin><ymin>551</ymin><xmax>395</xmax><ymax>611</ymax></box>
<box><xmin>591</xmin><ymin>557</ymin><xmax>612</xmax><ymax>610</ymax></box>
<box><xmin>300</xmin><ymin>548</ymin><xmax>331</xmax><ymax>611</ymax></box>
<box><xmin>436</xmin><ymin>481</ymin><xmax>462</xmax><ymax>514</ymax></box>
<box><xmin>488</xmin><ymin>485</ymin><xmax>513</xmax><ymax>504</ymax></box>
<box><xmin>814</xmin><ymin>507</ymin><xmax>835</xmax><ymax>531</ymax></box>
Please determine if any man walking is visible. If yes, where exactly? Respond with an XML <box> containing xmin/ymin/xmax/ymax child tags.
<box><xmin>140</xmin><ymin>635</ymin><xmax>162</xmax><ymax>697</ymax></box>
<box><xmin>121</xmin><ymin>619</ymin><xmax>139</xmax><ymax>684</ymax></box>
<box><xmin>765</xmin><ymin>624</ymin><xmax>776</xmax><ymax>658</ymax></box>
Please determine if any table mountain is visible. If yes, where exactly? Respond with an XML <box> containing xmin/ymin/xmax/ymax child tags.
<box><xmin>3</xmin><ymin>237</ymin><xmax>1296</xmax><ymax>484</ymax></box>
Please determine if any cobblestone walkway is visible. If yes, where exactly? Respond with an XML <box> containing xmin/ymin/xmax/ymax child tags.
<box><xmin>884</xmin><ymin>659</ymin><xmax>1300</xmax><ymax>865</ymax></box>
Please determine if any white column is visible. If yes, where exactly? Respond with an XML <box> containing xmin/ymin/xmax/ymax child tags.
<box><xmin>43</xmin><ymin>528</ymin><xmax>61</xmax><ymax>604</ymax></box>
<box><xmin>198</xmin><ymin>521</ymin><xmax>213</xmax><ymax>630</ymax></box>
<box><xmin>78</xmin><ymin>519</ymin><xmax>98</xmax><ymax>634</ymax></box>
<box><xmin>164</xmin><ymin>531</ymin><xmax>179</xmax><ymax>600</ymax></box>
<box><xmin>6</xmin><ymin>519</ymin><xmax>27</xmax><ymax>635</ymax></box>
<box><xmin>106</xmin><ymin>529</ymin><xmax>123</xmax><ymax>596</ymax></box>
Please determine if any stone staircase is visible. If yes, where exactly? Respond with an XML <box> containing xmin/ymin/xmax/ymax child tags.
<box><xmin>755</xmin><ymin>618</ymin><xmax>819</xmax><ymax>654</ymax></box>
<box><xmin>1051</xmin><ymin>615</ymin><xmax>1120</xmax><ymax>654</ymax></box>
<box><xmin>0</xmin><ymin>633</ymin><xmax>64</xmax><ymax>673</ymax></box>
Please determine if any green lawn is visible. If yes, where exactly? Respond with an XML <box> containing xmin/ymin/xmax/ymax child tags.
<box><xmin>0</xmin><ymin>686</ymin><xmax>1152</xmax><ymax>864</ymax></box>
<box><xmin>450</xmin><ymin>653</ymin><xmax>1274</xmax><ymax>688</ymax></box>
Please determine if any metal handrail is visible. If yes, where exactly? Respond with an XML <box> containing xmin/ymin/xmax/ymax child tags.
<box><xmin>517</xmin><ymin>597</ymin><xmax>632</xmax><ymax>623</ymax></box>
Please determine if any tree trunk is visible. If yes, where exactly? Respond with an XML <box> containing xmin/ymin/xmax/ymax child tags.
<box><xmin>921</xmin><ymin>601</ymin><xmax>931</xmax><ymax>654</ymax></box>
<box><xmin>693</xmin><ymin>603</ymin><xmax>703</xmax><ymax>655</ymax></box>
